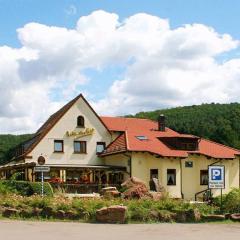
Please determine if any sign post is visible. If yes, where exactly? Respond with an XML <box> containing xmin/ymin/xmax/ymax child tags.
<box><xmin>34</xmin><ymin>156</ymin><xmax>49</xmax><ymax>197</ymax></box>
<box><xmin>34</xmin><ymin>166</ymin><xmax>50</xmax><ymax>197</ymax></box>
<box><xmin>208</xmin><ymin>165</ymin><xmax>225</xmax><ymax>212</ymax></box>
<box><xmin>41</xmin><ymin>171</ymin><xmax>44</xmax><ymax>197</ymax></box>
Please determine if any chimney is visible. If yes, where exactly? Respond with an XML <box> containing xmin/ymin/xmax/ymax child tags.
<box><xmin>158</xmin><ymin>114</ymin><xmax>166</xmax><ymax>131</ymax></box>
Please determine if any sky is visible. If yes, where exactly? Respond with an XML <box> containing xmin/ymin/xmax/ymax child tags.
<box><xmin>0</xmin><ymin>0</ymin><xmax>240</xmax><ymax>134</ymax></box>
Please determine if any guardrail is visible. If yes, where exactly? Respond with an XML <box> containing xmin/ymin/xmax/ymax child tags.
<box><xmin>195</xmin><ymin>188</ymin><xmax>212</xmax><ymax>202</ymax></box>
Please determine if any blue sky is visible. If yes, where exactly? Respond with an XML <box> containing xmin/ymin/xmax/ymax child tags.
<box><xmin>1</xmin><ymin>0</ymin><xmax>240</xmax><ymax>47</ymax></box>
<box><xmin>1</xmin><ymin>0</ymin><xmax>240</xmax><ymax>133</ymax></box>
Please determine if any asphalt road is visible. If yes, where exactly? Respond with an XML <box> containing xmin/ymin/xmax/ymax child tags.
<box><xmin>0</xmin><ymin>220</ymin><xmax>240</xmax><ymax>240</ymax></box>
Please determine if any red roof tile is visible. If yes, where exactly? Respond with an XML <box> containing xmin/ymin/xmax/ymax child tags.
<box><xmin>101</xmin><ymin>133</ymin><xmax>127</xmax><ymax>156</ymax></box>
<box><xmin>101</xmin><ymin>117</ymin><xmax>240</xmax><ymax>159</ymax></box>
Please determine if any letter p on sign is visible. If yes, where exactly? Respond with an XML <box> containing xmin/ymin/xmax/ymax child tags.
<box><xmin>211</xmin><ymin>168</ymin><xmax>222</xmax><ymax>180</ymax></box>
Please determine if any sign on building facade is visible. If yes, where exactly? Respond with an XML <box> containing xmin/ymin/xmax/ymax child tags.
<box><xmin>208</xmin><ymin>165</ymin><xmax>225</xmax><ymax>189</ymax></box>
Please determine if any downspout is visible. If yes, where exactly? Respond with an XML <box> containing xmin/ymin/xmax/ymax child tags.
<box><xmin>123</xmin><ymin>131</ymin><xmax>131</xmax><ymax>177</ymax></box>
<box><xmin>179</xmin><ymin>158</ymin><xmax>184</xmax><ymax>199</ymax></box>
<box><xmin>123</xmin><ymin>153</ymin><xmax>132</xmax><ymax>177</ymax></box>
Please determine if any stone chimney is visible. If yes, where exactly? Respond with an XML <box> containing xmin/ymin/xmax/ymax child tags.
<box><xmin>158</xmin><ymin>114</ymin><xmax>166</xmax><ymax>131</ymax></box>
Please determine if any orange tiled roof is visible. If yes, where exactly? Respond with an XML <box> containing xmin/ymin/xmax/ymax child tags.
<box><xmin>101</xmin><ymin>133</ymin><xmax>127</xmax><ymax>155</ymax></box>
<box><xmin>100</xmin><ymin>116</ymin><xmax>240</xmax><ymax>159</ymax></box>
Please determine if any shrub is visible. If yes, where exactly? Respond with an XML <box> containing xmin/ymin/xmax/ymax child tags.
<box><xmin>193</xmin><ymin>203</ymin><xmax>218</xmax><ymax>215</ymax></box>
<box><xmin>221</xmin><ymin>188</ymin><xmax>240</xmax><ymax>213</ymax></box>
<box><xmin>158</xmin><ymin>210</ymin><xmax>175</xmax><ymax>222</ymax></box>
<box><xmin>127</xmin><ymin>199</ymin><xmax>154</xmax><ymax>221</ymax></box>
<box><xmin>0</xmin><ymin>180</ymin><xmax>53</xmax><ymax>197</ymax></box>
<box><xmin>29</xmin><ymin>182</ymin><xmax>53</xmax><ymax>197</ymax></box>
<box><xmin>84</xmin><ymin>199</ymin><xmax>106</xmax><ymax>220</ymax></box>
<box><xmin>7</xmin><ymin>181</ymin><xmax>33</xmax><ymax>196</ymax></box>
<box><xmin>0</xmin><ymin>193</ymin><xmax>229</xmax><ymax>222</ymax></box>
<box><xmin>0</xmin><ymin>181</ymin><xmax>14</xmax><ymax>195</ymax></box>
<box><xmin>25</xmin><ymin>195</ymin><xmax>51</xmax><ymax>209</ymax></box>
<box><xmin>128</xmin><ymin>204</ymin><xmax>150</xmax><ymax>221</ymax></box>
<box><xmin>54</xmin><ymin>197</ymin><xmax>72</xmax><ymax>212</ymax></box>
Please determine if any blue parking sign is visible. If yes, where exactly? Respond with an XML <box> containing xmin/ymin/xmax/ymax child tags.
<box><xmin>208</xmin><ymin>165</ymin><xmax>225</xmax><ymax>189</ymax></box>
<box><xmin>211</xmin><ymin>168</ymin><xmax>222</xmax><ymax>180</ymax></box>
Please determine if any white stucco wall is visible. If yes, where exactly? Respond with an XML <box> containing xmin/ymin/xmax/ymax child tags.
<box><xmin>26</xmin><ymin>97</ymin><xmax>111</xmax><ymax>166</ymax></box>
<box><xmin>130</xmin><ymin>152</ymin><xmax>182</xmax><ymax>198</ymax></box>
<box><xmin>181</xmin><ymin>155</ymin><xmax>240</xmax><ymax>200</ymax></box>
<box><xmin>105</xmin><ymin>152</ymin><xmax>240</xmax><ymax>199</ymax></box>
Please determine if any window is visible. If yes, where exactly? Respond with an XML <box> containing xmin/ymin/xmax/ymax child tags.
<box><xmin>200</xmin><ymin>170</ymin><xmax>208</xmax><ymax>185</ymax></box>
<box><xmin>136</xmin><ymin>135</ymin><xmax>148</xmax><ymax>140</ymax></box>
<box><xmin>96</xmin><ymin>142</ymin><xmax>106</xmax><ymax>153</ymax></box>
<box><xmin>179</xmin><ymin>142</ymin><xmax>197</xmax><ymax>151</ymax></box>
<box><xmin>74</xmin><ymin>141</ymin><xmax>87</xmax><ymax>153</ymax></box>
<box><xmin>167</xmin><ymin>169</ymin><xmax>176</xmax><ymax>185</ymax></box>
<box><xmin>77</xmin><ymin>116</ymin><xmax>85</xmax><ymax>127</ymax></box>
<box><xmin>54</xmin><ymin>140</ymin><xmax>64</xmax><ymax>153</ymax></box>
<box><xmin>150</xmin><ymin>169</ymin><xmax>158</xmax><ymax>179</ymax></box>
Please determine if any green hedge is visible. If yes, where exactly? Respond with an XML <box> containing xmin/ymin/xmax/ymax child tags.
<box><xmin>29</xmin><ymin>182</ymin><xmax>53</xmax><ymax>197</ymax></box>
<box><xmin>0</xmin><ymin>180</ymin><xmax>53</xmax><ymax>197</ymax></box>
<box><xmin>213</xmin><ymin>188</ymin><xmax>240</xmax><ymax>213</ymax></box>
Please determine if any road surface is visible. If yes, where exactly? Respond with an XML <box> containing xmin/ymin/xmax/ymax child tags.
<box><xmin>0</xmin><ymin>220</ymin><xmax>239</xmax><ymax>240</ymax></box>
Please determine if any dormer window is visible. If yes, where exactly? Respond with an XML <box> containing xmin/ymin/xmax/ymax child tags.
<box><xmin>136</xmin><ymin>136</ymin><xmax>148</xmax><ymax>140</ymax></box>
<box><xmin>77</xmin><ymin>116</ymin><xmax>85</xmax><ymax>128</ymax></box>
<box><xmin>159</xmin><ymin>136</ymin><xmax>199</xmax><ymax>151</ymax></box>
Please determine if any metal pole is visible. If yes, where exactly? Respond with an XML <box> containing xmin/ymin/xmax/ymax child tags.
<box><xmin>41</xmin><ymin>171</ymin><xmax>44</xmax><ymax>197</ymax></box>
<box><xmin>220</xmin><ymin>188</ymin><xmax>223</xmax><ymax>213</ymax></box>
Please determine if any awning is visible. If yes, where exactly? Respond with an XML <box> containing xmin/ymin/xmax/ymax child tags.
<box><xmin>0</xmin><ymin>163</ymin><xmax>126</xmax><ymax>172</ymax></box>
<box><xmin>0</xmin><ymin>162</ymin><xmax>36</xmax><ymax>171</ymax></box>
<box><xmin>44</xmin><ymin>164</ymin><xmax>126</xmax><ymax>171</ymax></box>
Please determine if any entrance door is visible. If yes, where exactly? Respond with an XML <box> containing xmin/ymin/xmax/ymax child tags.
<box><xmin>150</xmin><ymin>169</ymin><xmax>158</xmax><ymax>179</ymax></box>
<box><xmin>149</xmin><ymin>169</ymin><xmax>159</xmax><ymax>191</ymax></box>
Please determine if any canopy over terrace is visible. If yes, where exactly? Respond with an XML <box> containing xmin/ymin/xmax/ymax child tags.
<box><xmin>0</xmin><ymin>162</ymin><xmax>127</xmax><ymax>185</ymax></box>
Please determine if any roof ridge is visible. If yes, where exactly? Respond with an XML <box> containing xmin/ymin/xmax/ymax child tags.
<box><xmin>100</xmin><ymin>116</ymin><xmax>158</xmax><ymax>122</ymax></box>
<box><xmin>36</xmin><ymin>93</ymin><xmax>83</xmax><ymax>133</ymax></box>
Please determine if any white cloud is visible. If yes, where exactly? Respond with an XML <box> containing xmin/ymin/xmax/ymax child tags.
<box><xmin>0</xmin><ymin>10</ymin><xmax>240</xmax><ymax>133</ymax></box>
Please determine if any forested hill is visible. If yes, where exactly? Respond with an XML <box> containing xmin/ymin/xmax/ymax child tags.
<box><xmin>127</xmin><ymin>103</ymin><xmax>240</xmax><ymax>149</ymax></box>
<box><xmin>0</xmin><ymin>134</ymin><xmax>33</xmax><ymax>164</ymax></box>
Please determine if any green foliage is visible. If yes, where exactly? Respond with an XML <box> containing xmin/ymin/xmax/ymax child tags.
<box><xmin>0</xmin><ymin>180</ymin><xmax>53</xmax><ymax>197</ymax></box>
<box><xmin>0</xmin><ymin>193</ymin><xmax>224</xmax><ymax>222</ymax></box>
<box><xmin>8</xmin><ymin>180</ymin><xmax>33</xmax><ymax>196</ymax></box>
<box><xmin>29</xmin><ymin>182</ymin><xmax>54</xmax><ymax>197</ymax></box>
<box><xmin>127</xmin><ymin>103</ymin><xmax>240</xmax><ymax>149</ymax></box>
<box><xmin>0</xmin><ymin>181</ymin><xmax>13</xmax><ymax>195</ymax></box>
<box><xmin>0</xmin><ymin>133</ymin><xmax>33</xmax><ymax>164</ymax></box>
<box><xmin>127</xmin><ymin>199</ymin><xmax>154</xmax><ymax>221</ymax></box>
<box><xmin>214</xmin><ymin>188</ymin><xmax>240</xmax><ymax>213</ymax></box>
<box><xmin>194</xmin><ymin>203</ymin><xmax>218</xmax><ymax>215</ymax></box>
<box><xmin>25</xmin><ymin>195</ymin><xmax>51</xmax><ymax>209</ymax></box>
